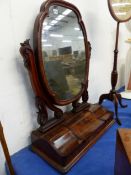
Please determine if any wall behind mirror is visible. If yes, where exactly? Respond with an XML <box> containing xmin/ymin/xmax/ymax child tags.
<box><xmin>124</xmin><ymin>20</ymin><xmax>131</xmax><ymax>91</ymax></box>
<box><xmin>0</xmin><ymin>0</ymin><xmax>130</xmax><ymax>174</ymax></box>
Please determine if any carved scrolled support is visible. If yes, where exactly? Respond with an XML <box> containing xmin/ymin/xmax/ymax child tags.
<box><xmin>82</xmin><ymin>89</ymin><xmax>89</xmax><ymax>103</ymax></box>
<box><xmin>20</xmin><ymin>39</ymin><xmax>33</xmax><ymax>70</ymax></box>
<box><xmin>81</xmin><ymin>41</ymin><xmax>91</xmax><ymax>103</ymax></box>
<box><xmin>35</xmin><ymin>97</ymin><xmax>48</xmax><ymax>127</ymax></box>
<box><xmin>20</xmin><ymin>40</ymin><xmax>63</xmax><ymax>124</ymax></box>
<box><xmin>88</xmin><ymin>41</ymin><xmax>92</xmax><ymax>59</ymax></box>
<box><xmin>81</xmin><ymin>82</ymin><xmax>89</xmax><ymax>103</ymax></box>
<box><xmin>20</xmin><ymin>41</ymin><xmax>44</xmax><ymax>100</ymax></box>
<box><xmin>72</xmin><ymin>100</ymin><xmax>80</xmax><ymax>112</ymax></box>
<box><xmin>54</xmin><ymin>110</ymin><xmax>63</xmax><ymax>119</ymax></box>
<box><xmin>20</xmin><ymin>40</ymin><xmax>49</xmax><ymax>127</ymax></box>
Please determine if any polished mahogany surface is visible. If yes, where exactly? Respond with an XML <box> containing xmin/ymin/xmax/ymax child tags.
<box><xmin>31</xmin><ymin>104</ymin><xmax>114</xmax><ymax>172</ymax></box>
<box><xmin>20</xmin><ymin>0</ymin><xmax>114</xmax><ymax>173</ymax></box>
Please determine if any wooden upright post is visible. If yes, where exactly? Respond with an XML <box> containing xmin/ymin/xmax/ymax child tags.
<box><xmin>99</xmin><ymin>22</ymin><xmax>127</xmax><ymax>125</ymax></box>
<box><xmin>0</xmin><ymin>121</ymin><xmax>15</xmax><ymax>175</ymax></box>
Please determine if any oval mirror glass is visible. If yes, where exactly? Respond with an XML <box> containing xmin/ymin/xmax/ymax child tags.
<box><xmin>109</xmin><ymin>0</ymin><xmax>131</xmax><ymax>21</ymax></box>
<box><xmin>41</xmin><ymin>5</ymin><xmax>86</xmax><ymax>100</ymax></box>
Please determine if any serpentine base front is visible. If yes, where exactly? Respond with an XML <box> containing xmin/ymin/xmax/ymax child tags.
<box><xmin>31</xmin><ymin>104</ymin><xmax>114</xmax><ymax>173</ymax></box>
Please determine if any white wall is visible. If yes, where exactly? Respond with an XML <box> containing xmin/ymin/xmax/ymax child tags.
<box><xmin>0</xmin><ymin>0</ymin><xmax>130</xmax><ymax>174</ymax></box>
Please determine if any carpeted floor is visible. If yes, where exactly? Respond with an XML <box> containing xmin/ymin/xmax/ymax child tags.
<box><xmin>7</xmin><ymin>91</ymin><xmax>131</xmax><ymax>175</ymax></box>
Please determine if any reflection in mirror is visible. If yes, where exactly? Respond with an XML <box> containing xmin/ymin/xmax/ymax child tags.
<box><xmin>41</xmin><ymin>5</ymin><xmax>86</xmax><ymax>100</ymax></box>
<box><xmin>110</xmin><ymin>0</ymin><xmax>131</xmax><ymax>21</ymax></box>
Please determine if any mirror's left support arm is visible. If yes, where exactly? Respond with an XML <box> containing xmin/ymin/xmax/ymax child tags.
<box><xmin>20</xmin><ymin>40</ymin><xmax>63</xmax><ymax>129</ymax></box>
<box><xmin>20</xmin><ymin>40</ymin><xmax>49</xmax><ymax>127</ymax></box>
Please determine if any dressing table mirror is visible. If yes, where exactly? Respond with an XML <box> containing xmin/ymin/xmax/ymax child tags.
<box><xmin>99</xmin><ymin>0</ymin><xmax>131</xmax><ymax>125</ymax></box>
<box><xmin>20</xmin><ymin>0</ymin><xmax>114</xmax><ymax>173</ymax></box>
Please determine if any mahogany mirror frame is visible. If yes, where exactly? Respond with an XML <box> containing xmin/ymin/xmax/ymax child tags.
<box><xmin>108</xmin><ymin>0</ymin><xmax>131</xmax><ymax>22</ymax></box>
<box><xmin>33</xmin><ymin>0</ymin><xmax>90</xmax><ymax>106</ymax></box>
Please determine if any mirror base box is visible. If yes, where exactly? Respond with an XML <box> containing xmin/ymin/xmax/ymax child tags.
<box><xmin>31</xmin><ymin>104</ymin><xmax>114</xmax><ymax>173</ymax></box>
